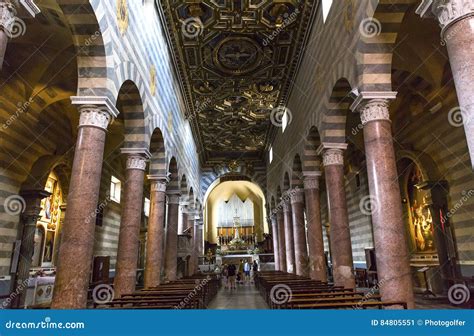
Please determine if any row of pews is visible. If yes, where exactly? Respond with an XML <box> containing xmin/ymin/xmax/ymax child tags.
<box><xmin>255</xmin><ymin>271</ymin><xmax>407</xmax><ymax>309</ymax></box>
<box><xmin>95</xmin><ymin>275</ymin><xmax>219</xmax><ymax>309</ymax></box>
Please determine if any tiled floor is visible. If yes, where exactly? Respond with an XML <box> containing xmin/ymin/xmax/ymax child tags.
<box><xmin>207</xmin><ymin>282</ymin><xmax>269</xmax><ymax>309</ymax></box>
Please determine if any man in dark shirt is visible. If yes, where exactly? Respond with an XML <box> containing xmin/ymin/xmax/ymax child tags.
<box><xmin>227</xmin><ymin>264</ymin><xmax>237</xmax><ymax>289</ymax></box>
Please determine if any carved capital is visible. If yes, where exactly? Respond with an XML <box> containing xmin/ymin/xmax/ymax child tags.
<box><xmin>322</xmin><ymin>149</ymin><xmax>344</xmax><ymax>166</ymax></box>
<box><xmin>78</xmin><ymin>105</ymin><xmax>113</xmax><ymax>131</ymax></box>
<box><xmin>289</xmin><ymin>188</ymin><xmax>304</xmax><ymax>204</ymax></box>
<box><xmin>359</xmin><ymin>99</ymin><xmax>391</xmax><ymax>125</ymax></box>
<box><xmin>303</xmin><ymin>172</ymin><xmax>321</xmax><ymax>190</ymax></box>
<box><xmin>282</xmin><ymin>198</ymin><xmax>291</xmax><ymax>212</ymax></box>
<box><xmin>125</xmin><ymin>155</ymin><xmax>147</xmax><ymax>171</ymax></box>
<box><xmin>417</xmin><ymin>0</ymin><xmax>474</xmax><ymax>41</ymax></box>
<box><xmin>167</xmin><ymin>193</ymin><xmax>181</xmax><ymax>204</ymax></box>
<box><xmin>151</xmin><ymin>180</ymin><xmax>167</xmax><ymax>192</ymax></box>
<box><xmin>0</xmin><ymin>2</ymin><xmax>16</xmax><ymax>35</ymax></box>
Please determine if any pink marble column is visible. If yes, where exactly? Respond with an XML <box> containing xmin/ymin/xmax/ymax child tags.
<box><xmin>52</xmin><ymin>98</ymin><xmax>117</xmax><ymax>308</ymax></box>
<box><xmin>144</xmin><ymin>176</ymin><xmax>168</xmax><ymax>289</ymax></box>
<box><xmin>303</xmin><ymin>172</ymin><xmax>327</xmax><ymax>282</ymax></box>
<box><xmin>320</xmin><ymin>145</ymin><xmax>355</xmax><ymax>289</ymax></box>
<box><xmin>270</xmin><ymin>212</ymin><xmax>280</xmax><ymax>271</ymax></box>
<box><xmin>282</xmin><ymin>196</ymin><xmax>295</xmax><ymax>274</ymax></box>
<box><xmin>164</xmin><ymin>192</ymin><xmax>180</xmax><ymax>282</ymax></box>
<box><xmin>13</xmin><ymin>190</ymin><xmax>50</xmax><ymax>308</ymax></box>
<box><xmin>417</xmin><ymin>0</ymin><xmax>474</xmax><ymax>169</ymax></box>
<box><xmin>354</xmin><ymin>97</ymin><xmax>415</xmax><ymax>308</ymax></box>
<box><xmin>0</xmin><ymin>1</ymin><xmax>14</xmax><ymax>70</ymax></box>
<box><xmin>290</xmin><ymin>188</ymin><xmax>308</xmax><ymax>276</ymax></box>
<box><xmin>114</xmin><ymin>152</ymin><xmax>149</xmax><ymax>298</ymax></box>
<box><xmin>276</xmin><ymin>208</ymin><xmax>286</xmax><ymax>272</ymax></box>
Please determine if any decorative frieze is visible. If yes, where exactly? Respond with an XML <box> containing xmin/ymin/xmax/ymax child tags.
<box><xmin>359</xmin><ymin>99</ymin><xmax>391</xmax><ymax>126</ymax></box>
<box><xmin>322</xmin><ymin>149</ymin><xmax>344</xmax><ymax>167</ymax></box>
<box><xmin>126</xmin><ymin>155</ymin><xmax>147</xmax><ymax>171</ymax></box>
<box><xmin>78</xmin><ymin>105</ymin><xmax>113</xmax><ymax>131</ymax></box>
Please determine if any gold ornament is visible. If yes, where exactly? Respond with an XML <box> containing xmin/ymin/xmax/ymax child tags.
<box><xmin>117</xmin><ymin>0</ymin><xmax>129</xmax><ymax>35</ymax></box>
<box><xmin>150</xmin><ymin>65</ymin><xmax>157</xmax><ymax>96</ymax></box>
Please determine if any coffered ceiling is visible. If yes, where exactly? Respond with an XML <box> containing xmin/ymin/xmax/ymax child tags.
<box><xmin>158</xmin><ymin>0</ymin><xmax>317</xmax><ymax>165</ymax></box>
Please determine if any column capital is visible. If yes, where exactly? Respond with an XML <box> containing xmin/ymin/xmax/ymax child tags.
<box><xmin>289</xmin><ymin>188</ymin><xmax>305</xmax><ymax>204</ymax></box>
<box><xmin>357</xmin><ymin>99</ymin><xmax>393</xmax><ymax>126</ymax></box>
<box><xmin>19</xmin><ymin>189</ymin><xmax>51</xmax><ymax>222</ymax></box>
<box><xmin>71</xmin><ymin>96</ymin><xmax>119</xmax><ymax>131</ymax></box>
<box><xmin>280</xmin><ymin>193</ymin><xmax>292</xmax><ymax>212</ymax></box>
<box><xmin>303</xmin><ymin>171</ymin><xmax>322</xmax><ymax>190</ymax></box>
<box><xmin>15</xmin><ymin>0</ymin><xmax>41</xmax><ymax>18</ymax></box>
<box><xmin>416</xmin><ymin>0</ymin><xmax>474</xmax><ymax>40</ymax></box>
<box><xmin>166</xmin><ymin>192</ymin><xmax>181</xmax><ymax>204</ymax></box>
<box><xmin>124</xmin><ymin>155</ymin><xmax>148</xmax><ymax>171</ymax></box>
<box><xmin>318</xmin><ymin>143</ymin><xmax>347</xmax><ymax>167</ymax></box>
<box><xmin>0</xmin><ymin>2</ymin><xmax>16</xmax><ymax>35</ymax></box>
<box><xmin>350</xmin><ymin>91</ymin><xmax>397</xmax><ymax>112</ymax></box>
<box><xmin>150</xmin><ymin>179</ymin><xmax>168</xmax><ymax>192</ymax></box>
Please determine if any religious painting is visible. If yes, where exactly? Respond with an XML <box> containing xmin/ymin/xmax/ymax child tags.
<box><xmin>35</xmin><ymin>172</ymin><xmax>63</xmax><ymax>267</ymax></box>
<box><xmin>405</xmin><ymin>164</ymin><xmax>436</xmax><ymax>253</ymax></box>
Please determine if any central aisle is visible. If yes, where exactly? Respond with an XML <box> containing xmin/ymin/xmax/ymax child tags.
<box><xmin>207</xmin><ymin>283</ymin><xmax>269</xmax><ymax>309</ymax></box>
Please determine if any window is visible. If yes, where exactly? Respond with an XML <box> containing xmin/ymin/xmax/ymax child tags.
<box><xmin>110</xmin><ymin>176</ymin><xmax>121</xmax><ymax>203</ymax></box>
<box><xmin>144</xmin><ymin>197</ymin><xmax>150</xmax><ymax>217</ymax></box>
<box><xmin>322</xmin><ymin>0</ymin><xmax>333</xmax><ymax>23</ymax></box>
<box><xmin>269</xmin><ymin>147</ymin><xmax>273</xmax><ymax>164</ymax></box>
<box><xmin>282</xmin><ymin>109</ymin><xmax>289</xmax><ymax>133</ymax></box>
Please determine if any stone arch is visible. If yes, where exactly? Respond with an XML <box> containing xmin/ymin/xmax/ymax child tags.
<box><xmin>396</xmin><ymin>150</ymin><xmax>443</xmax><ymax>183</ymax></box>
<box><xmin>355</xmin><ymin>0</ymin><xmax>415</xmax><ymax>92</ymax></box>
<box><xmin>21</xmin><ymin>155</ymin><xmax>71</xmax><ymax>199</ymax></box>
<box><xmin>56</xmin><ymin>0</ymin><xmax>113</xmax><ymax>98</ymax></box>
<box><xmin>321</xmin><ymin>78</ymin><xmax>354</xmax><ymax>144</ymax></box>
<box><xmin>116</xmin><ymin>80</ymin><xmax>147</xmax><ymax>149</ymax></box>
<box><xmin>149</xmin><ymin>128</ymin><xmax>167</xmax><ymax>176</ymax></box>
<box><xmin>291</xmin><ymin>154</ymin><xmax>303</xmax><ymax>189</ymax></box>
<box><xmin>303</xmin><ymin>126</ymin><xmax>322</xmax><ymax>173</ymax></box>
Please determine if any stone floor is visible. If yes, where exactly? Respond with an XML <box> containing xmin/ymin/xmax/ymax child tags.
<box><xmin>207</xmin><ymin>282</ymin><xmax>268</xmax><ymax>309</ymax></box>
